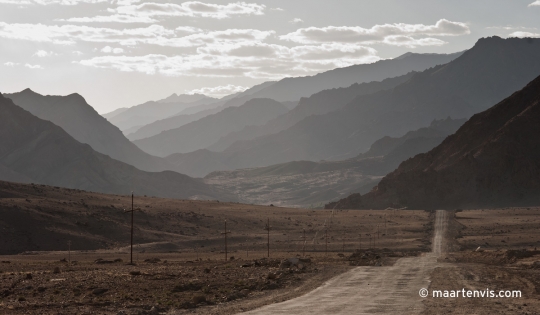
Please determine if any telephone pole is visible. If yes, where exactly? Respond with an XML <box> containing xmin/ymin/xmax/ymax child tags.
<box><xmin>264</xmin><ymin>218</ymin><xmax>271</xmax><ymax>258</ymax></box>
<box><xmin>325</xmin><ymin>228</ymin><xmax>328</xmax><ymax>256</ymax></box>
<box><xmin>67</xmin><ymin>240</ymin><xmax>71</xmax><ymax>265</ymax></box>
<box><xmin>221</xmin><ymin>220</ymin><xmax>231</xmax><ymax>261</ymax></box>
<box><xmin>123</xmin><ymin>192</ymin><xmax>139</xmax><ymax>265</ymax></box>
<box><xmin>302</xmin><ymin>229</ymin><xmax>306</xmax><ymax>257</ymax></box>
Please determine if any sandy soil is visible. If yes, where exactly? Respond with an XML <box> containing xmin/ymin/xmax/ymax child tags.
<box><xmin>422</xmin><ymin>208</ymin><xmax>540</xmax><ymax>315</ymax></box>
<box><xmin>239</xmin><ymin>210</ymin><xmax>447</xmax><ymax>315</ymax></box>
<box><xmin>0</xmin><ymin>182</ymin><xmax>432</xmax><ymax>314</ymax></box>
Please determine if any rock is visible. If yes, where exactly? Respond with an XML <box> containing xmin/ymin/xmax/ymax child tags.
<box><xmin>53</xmin><ymin>267</ymin><xmax>61</xmax><ymax>274</ymax></box>
<box><xmin>267</xmin><ymin>272</ymin><xmax>277</xmax><ymax>280</ymax></box>
<box><xmin>37</xmin><ymin>287</ymin><xmax>46</xmax><ymax>292</ymax></box>
<box><xmin>26</xmin><ymin>273</ymin><xmax>32</xmax><ymax>280</ymax></box>
<box><xmin>92</xmin><ymin>288</ymin><xmax>108</xmax><ymax>295</ymax></box>
<box><xmin>130</xmin><ymin>271</ymin><xmax>141</xmax><ymax>276</ymax></box>
<box><xmin>144</xmin><ymin>258</ymin><xmax>161</xmax><ymax>263</ymax></box>
<box><xmin>203</xmin><ymin>268</ymin><xmax>211</xmax><ymax>273</ymax></box>
<box><xmin>114</xmin><ymin>258</ymin><xmax>123</xmax><ymax>263</ymax></box>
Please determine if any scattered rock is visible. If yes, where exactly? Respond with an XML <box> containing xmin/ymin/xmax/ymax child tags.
<box><xmin>144</xmin><ymin>258</ymin><xmax>161</xmax><ymax>263</ymax></box>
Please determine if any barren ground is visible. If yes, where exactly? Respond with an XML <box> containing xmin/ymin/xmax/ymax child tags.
<box><xmin>0</xmin><ymin>181</ymin><xmax>431</xmax><ymax>314</ymax></box>
<box><xmin>422</xmin><ymin>208</ymin><xmax>540</xmax><ymax>315</ymax></box>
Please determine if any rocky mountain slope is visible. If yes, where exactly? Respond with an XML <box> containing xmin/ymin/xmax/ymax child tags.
<box><xmin>327</xmin><ymin>74</ymin><xmax>540</xmax><ymax>210</ymax></box>
<box><xmin>5</xmin><ymin>89</ymin><xmax>171</xmax><ymax>172</ymax></box>
<box><xmin>205</xmin><ymin>118</ymin><xmax>465</xmax><ymax>207</ymax></box>
<box><xmin>0</xmin><ymin>93</ymin><xmax>232</xmax><ymax>201</ymax></box>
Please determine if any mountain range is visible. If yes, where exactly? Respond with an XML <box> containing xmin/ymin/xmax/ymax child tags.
<box><xmin>206</xmin><ymin>117</ymin><xmax>465</xmax><ymax>207</ymax></box>
<box><xmin>155</xmin><ymin>37</ymin><xmax>540</xmax><ymax>178</ymax></box>
<box><xmin>5</xmin><ymin>89</ymin><xmax>171</xmax><ymax>173</ymax></box>
<box><xmin>240</xmin><ymin>51</ymin><xmax>463</xmax><ymax>102</ymax></box>
<box><xmin>133</xmin><ymin>98</ymin><xmax>289</xmax><ymax>156</ymax></box>
<box><xmin>327</xmin><ymin>74</ymin><xmax>540</xmax><ymax>210</ymax></box>
<box><xmin>106</xmin><ymin>94</ymin><xmax>217</xmax><ymax>132</ymax></box>
<box><xmin>0</xmin><ymin>93</ymin><xmax>232</xmax><ymax>201</ymax></box>
<box><xmin>123</xmin><ymin>52</ymin><xmax>461</xmax><ymax>144</ymax></box>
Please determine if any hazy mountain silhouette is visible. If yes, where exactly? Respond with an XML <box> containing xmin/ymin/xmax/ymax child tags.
<box><xmin>134</xmin><ymin>99</ymin><xmax>289</xmax><ymax>157</ymax></box>
<box><xmin>202</xmin><ymin>37</ymin><xmax>540</xmax><ymax>170</ymax></box>
<box><xmin>327</xmin><ymin>74</ymin><xmax>540</xmax><ymax>210</ymax></box>
<box><xmin>241</xmin><ymin>52</ymin><xmax>463</xmax><ymax>102</ymax></box>
<box><xmin>208</xmin><ymin>72</ymin><xmax>416</xmax><ymax>152</ymax></box>
<box><xmin>157</xmin><ymin>93</ymin><xmax>209</xmax><ymax>104</ymax></box>
<box><xmin>126</xmin><ymin>52</ymin><xmax>458</xmax><ymax>142</ymax></box>
<box><xmin>206</xmin><ymin>118</ymin><xmax>465</xmax><ymax>207</ymax></box>
<box><xmin>126</xmin><ymin>93</ymin><xmax>275</xmax><ymax>141</ymax></box>
<box><xmin>0</xmin><ymin>93</ymin><xmax>232</xmax><ymax>200</ymax></box>
<box><xmin>5</xmin><ymin>89</ymin><xmax>171</xmax><ymax>172</ymax></box>
<box><xmin>106</xmin><ymin>95</ymin><xmax>217</xmax><ymax>132</ymax></box>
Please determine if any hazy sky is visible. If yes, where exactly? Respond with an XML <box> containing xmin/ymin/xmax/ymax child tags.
<box><xmin>1</xmin><ymin>0</ymin><xmax>539</xmax><ymax>113</ymax></box>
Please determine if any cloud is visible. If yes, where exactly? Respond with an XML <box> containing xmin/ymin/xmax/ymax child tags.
<box><xmin>280</xmin><ymin>19</ymin><xmax>470</xmax><ymax>47</ymax></box>
<box><xmin>4</xmin><ymin>62</ymin><xmax>20</xmax><ymax>66</ymax></box>
<box><xmin>289</xmin><ymin>18</ymin><xmax>303</xmax><ymax>24</ymax></box>
<box><xmin>33</xmin><ymin>50</ymin><xmax>58</xmax><ymax>57</ymax></box>
<box><xmin>101</xmin><ymin>45</ymin><xmax>124</xmax><ymax>53</ymax></box>
<box><xmin>25</xmin><ymin>63</ymin><xmax>43</xmax><ymax>69</ymax></box>
<box><xmin>529</xmin><ymin>1</ymin><xmax>540</xmax><ymax>6</ymax></box>
<box><xmin>61</xmin><ymin>14</ymin><xmax>158</xmax><ymax>23</ymax></box>
<box><xmin>73</xmin><ymin>50</ymin><xmax>84</xmax><ymax>55</ymax></box>
<box><xmin>0</xmin><ymin>0</ymin><xmax>109</xmax><ymax>4</ymax></box>
<box><xmin>64</xmin><ymin>1</ymin><xmax>266</xmax><ymax>23</ymax></box>
<box><xmin>186</xmin><ymin>84</ymin><xmax>248</xmax><ymax>97</ymax></box>
<box><xmin>77</xmin><ymin>42</ymin><xmax>381</xmax><ymax>79</ymax></box>
<box><xmin>114</xmin><ymin>2</ymin><xmax>265</xmax><ymax>19</ymax></box>
<box><xmin>509</xmin><ymin>31</ymin><xmax>540</xmax><ymax>38</ymax></box>
<box><xmin>0</xmin><ymin>22</ymin><xmax>274</xmax><ymax>48</ymax></box>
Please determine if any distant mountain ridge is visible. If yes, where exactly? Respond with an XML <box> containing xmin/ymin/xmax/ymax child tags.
<box><xmin>134</xmin><ymin>99</ymin><xmax>289</xmax><ymax>157</ymax></box>
<box><xmin>327</xmin><ymin>74</ymin><xmax>540</xmax><ymax>210</ymax></box>
<box><xmin>242</xmin><ymin>51</ymin><xmax>464</xmax><ymax>102</ymax></box>
<box><xmin>107</xmin><ymin>95</ymin><xmax>217</xmax><ymax>132</ymax></box>
<box><xmin>203</xmin><ymin>37</ymin><xmax>540</xmax><ymax>170</ymax></box>
<box><xmin>0</xmin><ymin>92</ymin><xmax>232</xmax><ymax>200</ymax></box>
<box><xmin>5</xmin><ymin>89</ymin><xmax>171</xmax><ymax>173</ymax></box>
<box><xmin>124</xmin><ymin>52</ymin><xmax>461</xmax><ymax>143</ymax></box>
<box><xmin>206</xmin><ymin>118</ymin><xmax>466</xmax><ymax>207</ymax></box>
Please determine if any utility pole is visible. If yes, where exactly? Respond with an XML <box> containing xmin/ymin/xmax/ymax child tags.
<box><xmin>124</xmin><ymin>192</ymin><xmax>140</xmax><ymax>265</ymax></box>
<box><xmin>221</xmin><ymin>220</ymin><xmax>231</xmax><ymax>261</ymax></box>
<box><xmin>384</xmin><ymin>214</ymin><xmax>387</xmax><ymax>236</ymax></box>
<box><xmin>302</xmin><ymin>229</ymin><xmax>306</xmax><ymax>257</ymax></box>
<box><xmin>325</xmin><ymin>227</ymin><xmax>328</xmax><ymax>256</ymax></box>
<box><xmin>264</xmin><ymin>218</ymin><xmax>271</xmax><ymax>258</ymax></box>
<box><xmin>358</xmin><ymin>233</ymin><xmax>361</xmax><ymax>251</ymax></box>
<box><xmin>67</xmin><ymin>240</ymin><xmax>71</xmax><ymax>266</ymax></box>
<box><xmin>342</xmin><ymin>236</ymin><xmax>345</xmax><ymax>253</ymax></box>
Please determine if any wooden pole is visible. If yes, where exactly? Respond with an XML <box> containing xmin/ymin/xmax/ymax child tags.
<box><xmin>131</xmin><ymin>192</ymin><xmax>134</xmax><ymax>264</ymax></box>
<box><xmin>302</xmin><ymin>229</ymin><xmax>306</xmax><ymax>257</ymax></box>
<box><xmin>264</xmin><ymin>218</ymin><xmax>270</xmax><ymax>258</ymax></box>
<box><xmin>67</xmin><ymin>240</ymin><xmax>71</xmax><ymax>265</ymax></box>
<box><xmin>325</xmin><ymin>228</ymin><xmax>328</xmax><ymax>256</ymax></box>
<box><xmin>221</xmin><ymin>220</ymin><xmax>231</xmax><ymax>261</ymax></box>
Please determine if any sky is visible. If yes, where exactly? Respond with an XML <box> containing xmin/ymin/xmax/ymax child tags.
<box><xmin>0</xmin><ymin>0</ymin><xmax>539</xmax><ymax>114</ymax></box>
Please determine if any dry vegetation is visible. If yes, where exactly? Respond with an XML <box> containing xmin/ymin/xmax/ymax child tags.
<box><xmin>0</xmin><ymin>181</ymin><xmax>431</xmax><ymax>314</ymax></box>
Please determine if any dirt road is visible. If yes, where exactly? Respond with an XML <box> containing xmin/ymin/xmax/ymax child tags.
<box><xmin>240</xmin><ymin>210</ymin><xmax>447</xmax><ymax>315</ymax></box>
